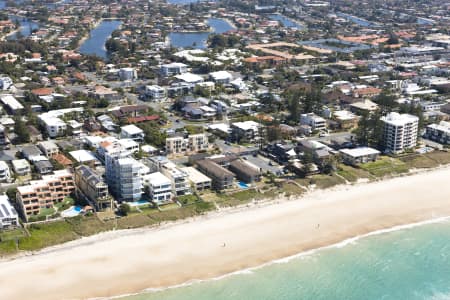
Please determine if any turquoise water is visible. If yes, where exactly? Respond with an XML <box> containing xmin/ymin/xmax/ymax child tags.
<box><xmin>121</xmin><ymin>220</ymin><xmax>450</xmax><ymax>300</ymax></box>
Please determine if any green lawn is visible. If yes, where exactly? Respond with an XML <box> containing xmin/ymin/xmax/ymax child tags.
<box><xmin>54</xmin><ymin>197</ymin><xmax>75</xmax><ymax>211</ymax></box>
<box><xmin>18</xmin><ymin>221</ymin><xmax>79</xmax><ymax>251</ymax></box>
<box><xmin>310</xmin><ymin>174</ymin><xmax>347</xmax><ymax>189</ymax></box>
<box><xmin>280</xmin><ymin>182</ymin><xmax>306</xmax><ymax>197</ymax></box>
<box><xmin>424</xmin><ymin>151</ymin><xmax>450</xmax><ymax>165</ymax></box>
<box><xmin>216</xmin><ymin>188</ymin><xmax>280</xmax><ymax>207</ymax></box>
<box><xmin>360</xmin><ymin>157</ymin><xmax>409</xmax><ymax>178</ymax></box>
<box><xmin>337</xmin><ymin>164</ymin><xmax>374</xmax><ymax>182</ymax></box>
<box><xmin>0</xmin><ymin>228</ymin><xmax>26</xmax><ymax>242</ymax></box>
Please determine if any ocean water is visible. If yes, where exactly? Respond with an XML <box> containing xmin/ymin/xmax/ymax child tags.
<box><xmin>120</xmin><ymin>219</ymin><xmax>450</xmax><ymax>300</ymax></box>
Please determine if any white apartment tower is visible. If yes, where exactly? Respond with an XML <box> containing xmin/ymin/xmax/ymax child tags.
<box><xmin>381</xmin><ymin>112</ymin><xmax>419</xmax><ymax>154</ymax></box>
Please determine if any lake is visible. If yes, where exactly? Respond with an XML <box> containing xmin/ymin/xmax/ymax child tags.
<box><xmin>7</xmin><ymin>15</ymin><xmax>40</xmax><ymax>40</ymax></box>
<box><xmin>269</xmin><ymin>14</ymin><xmax>304</xmax><ymax>30</ymax></box>
<box><xmin>169</xmin><ymin>18</ymin><xmax>235</xmax><ymax>49</ymax></box>
<box><xmin>79</xmin><ymin>20</ymin><xmax>122</xmax><ymax>59</ymax></box>
<box><xmin>336</xmin><ymin>12</ymin><xmax>374</xmax><ymax>27</ymax></box>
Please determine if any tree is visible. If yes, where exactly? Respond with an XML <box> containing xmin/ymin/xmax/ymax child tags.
<box><xmin>354</xmin><ymin>110</ymin><xmax>384</xmax><ymax>150</ymax></box>
<box><xmin>375</xmin><ymin>91</ymin><xmax>396</xmax><ymax>114</ymax></box>
<box><xmin>13</xmin><ymin>116</ymin><xmax>30</xmax><ymax>144</ymax></box>
<box><xmin>266</xmin><ymin>126</ymin><xmax>282</xmax><ymax>142</ymax></box>
<box><xmin>118</xmin><ymin>203</ymin><xmax>130</xmax><ymax>216</ymax></box>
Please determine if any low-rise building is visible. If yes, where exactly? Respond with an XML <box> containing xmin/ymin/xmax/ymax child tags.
<box><xmin>160</xmin><ymin>62</ymin><xmax>188</xmax><ymax>76</ymax></box>
<box><xmin>142</xmin><ymin>172</ymin><xmax>172</xmax><ymax>204</ymax></box>
<box><xmin>21</xmin><ymin>145</ymin><xmax>42</xmax><ymax>160</ymax></box>
<box><xmin>145</xmin><ymin>85</ymin><xmax>166</xmax><ymax>100</ymax></box>
<box><xmin>12</xmin><ymin>159</ymin><xmax>31</xmax><ymax>176</ymax></box>
<box><xmin>0</xmin><ymin>161</ymin><xmax>10</xmax><ymax>182</ymax></box>
<box><xmin>38</xmin><ymin>141</ymin><xmax>59</xmax><ymax>158</ymax></box>
<box><xmin>425</xmin><ymin>121</ymin><xmax>450</xmax><ymax>144</ymax></box>
<box><xmin>165</xmin><ymin>133</ymin><xmax>209</xmax><ymax>155</ymax></box>
<box><xmin>158</xmin><ymin>160</ymin><xmax>191</xmax><ymax>196</ymax></box>
<box><xmin>196</xmin><ymin>159</ymin><xmax>235</xmax><ymax>190</ymax></box>
<box><xmin>231</xmin><ymin>121</ymin><xmax>262</xmax><ymax>143</ymax></box>
<box><xmin>0</xmin><ymin>124</ymin><xmax>7</xmax><ymax>145</ymax></box>
<box><xmin>34</xmin><ymin>160</ymin><xmax>54</xmax><ymax>175</ymax></box>
<box><xmin>16</xmin><ymin>170</ymin><xmax>75</xmax><ymax>220</ymax></box>
<box><xmin>229</xmin><ymin>159</ymin><xmax>261</xmax><ymax>183</ymax></box>
<box><xmin>0</xmin><ymin>94</ymin><xmax>24</xmax><ymax>114</ymax></box>
<box><xmin>74</xmin><ymin>165</ymin><xmax>112</xmax><ymax>211</ymax></box>
<box><xmin>181</xmin><ymin>166</ymin><xmax>212</xmax><ymax>191</ymax></box>
<box><xmin>0</xmin><ymin>195</ymin><xmax>19</xmax><ymax>229</ymax></box>
<box><xmin>300</xmin><ymin>113</ymin><xmax>327</xmax><ymax>131</ymax></box>
<box><xmin>209</xmin><ymin>71</ymin><xmax>233</xmax><ymax>84</ymax></box>
<box><xmin>339</xmin><ymin>147</ymin><xmax>381</xmax><ymax>166</ymax></box>
<box><xmin>120</xmin><ymin>125</ymin><xmax>145</xmax><ymax>143</ymax></box>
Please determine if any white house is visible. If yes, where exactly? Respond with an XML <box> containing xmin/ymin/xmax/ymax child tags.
<box><xmin>37</xmin><ymin>141</ymin><xmax>59</xmax><ymax>158</ymax></box>
<box><xmin>339</xmin><ymin>147</ymin><xmax>380</xmax><ymax>166</ymax></box>
<box><xmin>209</xmin><ymin>71</ymin><xmax>233</xmax><ymax>84</ymax></box>
<box><xmin>0</xmin><ymin>77</ymin><xmax>13</xmax><ymax>90</ymax></box>
<box><xmin>118</xmin><ymin>67</ymin><xmax>137</xmax><ymax>81</ymax></box>
<box><xmin>300</xmin><ymin>113</ymin><xmax>327</xmax><ymax>131</ymax></box>
<box><xmin>160</xmin><ymin>62</ymin><xmax>188</xmax><ymax>76</ymax></box>
<box><xmin>142</xmin><ymin>172</ymin><xmax>172</xmax><ymax>204</ymax></box>
<box><xmin>145</xmin><ymin>85</ymin><xmax>166</xmax><ymax>100</ymax></box>
<box><xmin>120</xmin><ymin>125</ymin><xmax>145</xmax><ymax>143</ymax></box>
<box><xmin>0</xmin><ymin>161</ymin><xmax>11</xmax><ymax>182</ymax></box>
<box><xmin>0</xmin><ymin>195</ymin><xmax>19</xmax><ymax>229</ymax></box>
<box><xmin>174</xmin><ymin>72</ymin><xmax>204</xmax><ymax>84</ymax></box>
<box><xmin>12</xmin><ymin>159</ymin><xmax>31</xmax><ymax>176</ymax></box>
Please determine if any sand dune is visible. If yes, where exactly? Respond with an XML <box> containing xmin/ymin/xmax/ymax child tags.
<box><xmin>1</xmin><ymin>167</ymin><xmax>450</xmax><ymax>300</ymax></box>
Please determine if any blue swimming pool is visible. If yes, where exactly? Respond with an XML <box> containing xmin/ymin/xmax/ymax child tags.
<box><xmin>129</xmin><ymin>200</ymin><xmax>150</xmax><ymax>206</ymax></box>
<box><xmin>238</xmin><ymin>181</ymin><xmax>250</xmax><ymax>189</ymax></box>
<box><xmin>62</xmin><ymin>206</ymin><xmax>83</xmax><ymax>218</ymax></box>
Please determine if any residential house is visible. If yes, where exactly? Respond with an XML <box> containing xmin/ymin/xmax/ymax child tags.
<box><xmin>0</xmin><ymin>161</ymin><xmax>10</xmax><ymax>182</ymax></box>
<box><xmin>160</xmin><ymin>62</ymin><xmax>188</xmax><ymax>76</ymax></box>
<box><xmin>231</xmin><ymin>121</ymin><xmax>263</xmax><ymax>143</ymax></box>
<box><xmin>38</xmin><ymin>141</ymin><xmax>59</xmax><ymax>158</ymax></box>
<box><xmin>145</xmin><ymin>85</ymin><xmax>166</xmax><ymax>100</ymax></box>
<box><xmin>120</xmin><ymin>125</ymin><xmax>145</xmax><ymax>143</ymax></box>
<box><xmin>300</xmin><ymin>113</ymin><xmax>327</xmax><ymax>131</ymax></box>
<box><xmin>34</xmin><ymin>160</ymin><xmax>54</xmax><ymax>175</ymax></box>
<box><xmin>181</xmin><ymin>166</ymin><xmax>212</xmax><ymax>192</ymax></box>
<box><xmin>0</xmin><ymin>195</ymin><xmax>19</xmax><ymax>229</ymax></box>
<box><xmin>142</xmin><ymin>172</ymin><xmax>172</xmax><ymax>204</ymax></box>
<box><xmin>339</xmin><ymin>147</ymin><xmax>381</xmax><ymax>166</ymax></box>
<box><xmin>12</xmin><ymin>159</ymin><xmax>31</xmax><ymax>176</ymax></box>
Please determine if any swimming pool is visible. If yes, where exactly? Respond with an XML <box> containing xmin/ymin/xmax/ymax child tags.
<box><xmin>61</xmin><ymin>206</ymin><xmax>83</xmax><ymax>218</ymax></box>
<box><xmin>128</xmin><ymin>200</ymin><xmax>150</xmax><ymax>207</ymax></box>
<box><xmin>237</xmin><ymin>181</ymin><xmax>250</xmax><ymax>189</ymax></box>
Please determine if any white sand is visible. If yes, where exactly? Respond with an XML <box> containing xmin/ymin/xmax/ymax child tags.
<box><xmin>1</xmin><ymin>167</ymin><xmax>450</xmax><ymax>300</ymax></box>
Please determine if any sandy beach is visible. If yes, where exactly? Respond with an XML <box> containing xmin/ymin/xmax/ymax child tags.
<box><xmin>1</xmin><ymin>167</ymin><xmax>450</xmax><ymax>300</ymax></box>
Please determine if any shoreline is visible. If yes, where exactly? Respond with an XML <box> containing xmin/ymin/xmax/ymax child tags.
<box><xmin>2</xmin><ymin>166</ymin><xmax>450</xmax><ymax>299</ymax></box>
<box><xmin>109</xmin><ymin>215</ymin><xmax>450</xmax><ymax>300</ymax></box>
